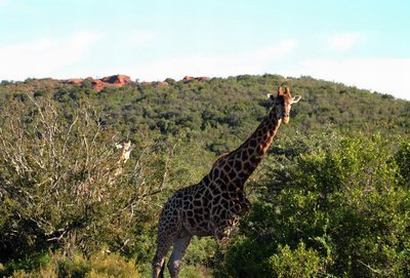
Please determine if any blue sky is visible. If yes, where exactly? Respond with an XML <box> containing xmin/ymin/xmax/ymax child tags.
<box><xmin>0</xmin><ymin>0</ymin><xmax>409</xmax><ymax>99</ymax></box>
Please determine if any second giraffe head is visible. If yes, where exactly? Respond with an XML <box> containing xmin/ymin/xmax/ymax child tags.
<box><xmin>268</xmin><ymin>86</ymin><xmax>302</xmax><ymax>124</ymax></box>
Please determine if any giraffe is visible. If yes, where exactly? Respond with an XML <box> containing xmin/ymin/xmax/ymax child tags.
<box><xmin>152</xmin><ymin>85</ymin><xmax>302</xmax><ymax>278</ymax></box>
<box><xmin>108</xmin><ymin>140</ymin><xmax>133</xmax><ymax>185</ymax></box>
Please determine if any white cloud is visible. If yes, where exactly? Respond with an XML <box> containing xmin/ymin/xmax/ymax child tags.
<box><xmin>326</xmin><ymin>32</ymin><xmax>362</xmax><ymax>52</ymax></box>
<box><xmin>0</xmin><ymin>31</ymin><xmax>102</xmax><ymax>80</ymax></box>
<box><xmin>133</xmin><ymin>39</ymin><xmax>297</xmax><ymax>80</ymax></box>
<box><xmin>285</xmin><ymin>58</ymin><xmax>410</xmax><ymax>100</ymax></box>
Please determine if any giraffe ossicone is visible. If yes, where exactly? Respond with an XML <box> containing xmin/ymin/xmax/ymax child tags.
<box><xmin>152</xmin><ymin>85</ymin><xmax>302</xmax><ymax>278</ymax></box>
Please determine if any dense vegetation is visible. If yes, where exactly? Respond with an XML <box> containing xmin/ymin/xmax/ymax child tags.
<box><xmin>0</xmin><ymin>75</ymin><xmax>409</xmax><ymax>277</ymax></box>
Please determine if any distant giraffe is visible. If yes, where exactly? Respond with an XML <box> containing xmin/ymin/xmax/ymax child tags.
<box><xmin>152</xmin><ymin>86</ymin><xmax>302</xmax><ymax>278</ymax></box>
<box><xmin>106</xmin><ymin>140</ymin><xmax>132</xmax><ymax>184</ymax></box>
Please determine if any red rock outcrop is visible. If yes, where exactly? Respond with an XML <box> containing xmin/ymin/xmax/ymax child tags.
<box><xmin>63</xmin><ymin>74</ymin><xmax>132</xmax><ymax>92</ymax></box>
<box><xmin>91</xmin><ymin>79</ymin><xmax>106</xmax><ymax>92</ymax></box>
<box><xmin>182</xmin><ymin>76</ymin><xmax>209</xmax><ymax>83</ymax></box>
<box><xmin>100</xmin><ymin>75</ymin><xmax>131</xmax><ymax>85</ymax></box>
<box><xmin>66</xmin><ymin>78</ymin><xmax>84</xmax><ymax>85</ymax></box>
<box><xmin>183</xmin><ymin>76</ymin><xmax>195</xmax><ymax>83</ymax></box>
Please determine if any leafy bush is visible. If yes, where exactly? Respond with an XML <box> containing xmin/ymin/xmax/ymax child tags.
<box><xmin>269</xmin><ymin>243</ymin><xmax>324</xmax><ymax>278</ymax></box>
<box><xmin>0</xmin><ymin>96</ymin><xmax>170</xmax><ymax>262</ymax></box>
<box><xmin>395</xmin><ymin>142</ymin><xmax>410</xmax><ymax>187</ymax></box>
<box><xmin>86</xmin><ymin>252</ymin><xmax>140</xmax><ymax>278</ymax></box>
<box><xmin>6</xmin><ymin>251</ymin><xmax>140</xmax><ymax>278</ymax></box>
<box><xmin>221</xmin><ymin>134</ymin><xmax>410</xmax><ymax>277</ymax></box>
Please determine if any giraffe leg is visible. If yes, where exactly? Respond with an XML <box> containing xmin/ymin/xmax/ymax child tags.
<box><xmin>153</xmin><ymin>203</ymin><xmax>183</xmax><ymax>278</ymax></box>
<box><xmin>152</xmin><ymin>239</ymin><xmax>172</xmax><ymax>278</ymax></box>
<box><xmin>167</xmin><ymin>235</ymin><xmax>192</xmax><ymax>278</ymax></box>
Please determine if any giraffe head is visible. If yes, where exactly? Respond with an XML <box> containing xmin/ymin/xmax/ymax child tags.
<box><xmin>115</xmin><ymin>140</ymin><xmax>132</xmax><ymax>164</ymax></box>
<box><xmin>268</xmin><ymin>86</ymin><xmax>301</xmax><ymax>124</ymax></box>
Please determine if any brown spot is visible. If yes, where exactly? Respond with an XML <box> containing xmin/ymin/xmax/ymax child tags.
<box><xmin>232</xmin><ymin>177</ymin><xmax>243</xmax><ymax>187</ymax></box>
<box><xmin>220</xmin><ymin>183</ymin><xmax>228</xmax><ymax>191</ymax></box>
<box><xmin>220</xmin><ymin>173</ymin><xmax>229</xmax><ymax>183</ymax></box>
<box><xmin>223</xmin><ymin>164</ymin><xmax>231</xmax><ymax>172</ymax></box>
<box><xmin>244</xmin><ymin>162</ymin><xmax>252</xmax><ymax>171</ymax></box>
<box><xmin>228</xmin><ymin>170</ymin><xmax>236</xmax><ymax>180</ymax></box>
<box><xmin>262</xmin><ymin>126</ymin><xmax>269</xmax><ymax>133</ymax></box>
<box><xmin>188</xmin><ymin>218</ymin><xmax>196</xmax><ymax>226</ymax></box>
<box><xmin>234</xmin><ymin>160</ymin><xmax>242</xmax><ymax>171</ymax></box>
<box><xmin>213</xmin><ymin>168</ymin><xmax>220</xmax><ymax>178</ymax></box>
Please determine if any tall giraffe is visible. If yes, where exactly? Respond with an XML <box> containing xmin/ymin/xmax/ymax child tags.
<box><xmin>152</xmin><ymin>85</ymin><xmax>302</xmax><ymax>278</ymax></box>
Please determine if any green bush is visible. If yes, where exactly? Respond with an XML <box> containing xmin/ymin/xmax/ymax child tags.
<box><xmin>6</xmin><ymin>251</ymin><xmax>140</xmax><ymax>278</ymax></box>
<box><xmin>222</xmin><ymin>134</ymin><xmax>410</xmax><ymax>277</ymax></box>
<box><xmin>0</xmin><ymin>96</ymin><xmax>171</xmax><ymax>262</ymax></box>
<box><xmin>395</xmin><ymin>141</ymin><xmax>410</xmax><ymax>187</ymax></box>
<box><xmin>86</xmin><ymin>252</ymin><xmax>140</xmax><ymax>278</ymax></box>
<box><xmin>269</xmin><ymin>243</ymin><xmax>324</xmax><ymax>278</ymax></box>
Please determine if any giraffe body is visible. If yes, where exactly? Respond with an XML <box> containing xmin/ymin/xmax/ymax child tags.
<box><xmin>152</xmin><ymin>86</ymin><xmax>301</xmax><ymax>278</ymax></box>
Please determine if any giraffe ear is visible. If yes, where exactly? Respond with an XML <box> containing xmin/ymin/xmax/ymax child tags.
<box><xmin>277</xmin><ymin>86</ymin><xmax>284</xmax><ymax>96</ymax></box>
<box><xmin>267</xmin><ymin>94</ymin><xmax>275</xmax><ymax>101</ymax></box>
<box><xmin>285</xmin><ymin>87</ymin><xmax>290</xmax><ymax>95</ymax></box>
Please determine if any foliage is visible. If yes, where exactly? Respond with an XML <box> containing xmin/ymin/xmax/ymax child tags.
<box><xmin>0</xmin><ymin>75</ymin><xmax>409</xmax><ymax>277</ymax></box>
<box><xmin>7</xmin><ymin>251</ymin><xmax>140</xmax><ymax>278</ymax></box>
<box><xmin>221</xmin><ymin>134</ymin><xmax>410</xmax><ymax>277</ymax></box>
<box><xmin>395</xmin><ymin>141</ymin><xmax>410</xmax><ymax>187</ymax></box>
<box><xmin>0</xmin><ymin>95</ymin><xmax>169</xmax><ymax>266</ymax></box>
<box><xmin>269</xmin><ymin>243</ymin><xmax>324</xmax><ymax>278</ymax></box>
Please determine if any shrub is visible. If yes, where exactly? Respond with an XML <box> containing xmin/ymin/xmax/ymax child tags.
<box><xmin>5</xmin><ymin>251</ymin><xmax>140</xmax><ymax>278</ymax></box>
<box><xmin>222</xmin><ymin>134</ymin><xmax>410</xmax><ymax>277</ymax></box>
<box><xmin>86</xmin><ymin>252</ymin><xmax>140</xmax><ymax>278</ymax></box>
<box><xmin>269</xmin><ymin>243</ymin><xmax>324</xmax><ymax>278</ymax></box>
<box><xmin>0</xmin><ymin>96</ymin><xmax>169</xmax><ymax>262</ymax></box>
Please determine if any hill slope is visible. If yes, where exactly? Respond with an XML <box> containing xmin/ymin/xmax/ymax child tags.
<box><xmin>0</xmin><ymin>74</ymin><xmax>409</xmax><ymax>277</ymax></box>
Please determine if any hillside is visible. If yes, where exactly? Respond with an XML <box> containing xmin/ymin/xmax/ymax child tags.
<box><xmin>1</xmin><ymin>74</ymin><xmax>408</xmax><ymax>144</ymax></box>
<box><xmin>0</xmin><ymin>74</ymin><xmax>409</xmax><ymax>277</ymax></box>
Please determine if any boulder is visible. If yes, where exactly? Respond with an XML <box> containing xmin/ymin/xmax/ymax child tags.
<box><xmin>63</xmin><ymin>74</ymin><xmax>132</xmax><ymax>92</ymax></box>
<box><xmin>100</xmin><ymin>75</ymin><xmax>131</xmax><ymax>85</ymax></box>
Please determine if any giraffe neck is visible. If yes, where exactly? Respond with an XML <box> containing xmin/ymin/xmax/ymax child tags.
<box><xmin>206</xmin><ymin>106</ymin><xmax>282</xmax><ymax>190</ymax></box>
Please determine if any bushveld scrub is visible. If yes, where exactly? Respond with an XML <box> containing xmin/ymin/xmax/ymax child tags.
<box><xmin>218</xmin><ymin>134</ymin><xmax>410</xmax><ymax>277</ymax></box>
<box><xmin>0</xmin><ymin>75</ymin><xmax>409</xmax><ymax>277</ymax></box>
